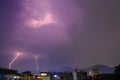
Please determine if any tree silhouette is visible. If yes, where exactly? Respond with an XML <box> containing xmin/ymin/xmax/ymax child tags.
<box><xmin>114</xmin><ymin>65</ymin><xmax>120</xmax><ymax>80</ymax></box>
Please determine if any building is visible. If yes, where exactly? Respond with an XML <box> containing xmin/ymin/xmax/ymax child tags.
<box><xmin>73</xmin><ymin>68</ymin><xmax>87</xmax><ymax>80</ymax></box>
<box><xmin>89</xmin><ymin>69</ymin><xmax>101</xmax><ymax>77</ymax></box>
<box><xmin>59</xmin><ymin>72</ymin><xmax>73</xmax><ymax>80</ymax></box>
<box><xmin>38</xmin><ymin>72</ymin><xmax>51</xmax><ymax>80</ymax></box>
<box><xmin>0</xmin><ymin>67</ymin><xmax>19</xmax><ymax>80</ymax></box>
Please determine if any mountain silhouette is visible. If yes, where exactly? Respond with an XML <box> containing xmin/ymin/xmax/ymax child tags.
<box><xmin>84</xmin><ymin>64</ymin><xmax>114</xmax><ymax>73</ymax></box>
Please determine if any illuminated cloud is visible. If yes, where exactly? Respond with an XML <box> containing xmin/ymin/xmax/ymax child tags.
<box><xmin>1</xmin><ymin>0</ymin><xmax>120</xmax><ymax>72</ymax></box>
<box><xmin>26</xmin><ymin>13</ymin><xmax>57</xmax><ymax>28</ymax></box>
<box><xmin>21</xmin><ymin>0</ymin><xmax>59</xmax><ymax>28</ymax></box>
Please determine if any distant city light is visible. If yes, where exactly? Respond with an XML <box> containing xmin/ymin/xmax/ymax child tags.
<box><xmin>37</xmin><ymin>76</ymin><xmax>41</xmax><ymax>79</ymax></box>
<box><xmin>54</xmin><ymin>75</ymin><xmax>58</xmax><ymax>78</ymax></box>
<box><xmin>40</xmin><ymin>73</ymin><xmax>47</xmax><ymax>76</ymax></box>
<box><xmin>13</xmin><ymin>76</ymin><xmax>20</xmax><ymax>79</ymax></box>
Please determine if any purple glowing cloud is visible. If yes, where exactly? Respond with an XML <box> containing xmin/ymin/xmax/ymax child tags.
<box><xmin>0</xmin><ymin>0</ymin><xmax>120</xmax><ymax>72</ymax></box>
<box><xmin>20</xmin><ymin>0</ymin><xmax>61</xmax><ymax>28</ymax></box>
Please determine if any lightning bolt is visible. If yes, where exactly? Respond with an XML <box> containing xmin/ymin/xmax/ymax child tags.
<box><xmin>9</xmin><ymin>53</ymin><xmax>21</xmax><ymax>69</ymax></box>
<box><xmin>35</xmin><ymin>55</ymin><xmax>40</xmax><ymax>71</ymax></box>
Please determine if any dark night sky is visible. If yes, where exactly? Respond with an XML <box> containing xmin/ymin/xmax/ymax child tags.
<box><xmin>0</xmin><ymin>0</ymin><xmax>120</xmax><ymax>72</ymax></box>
